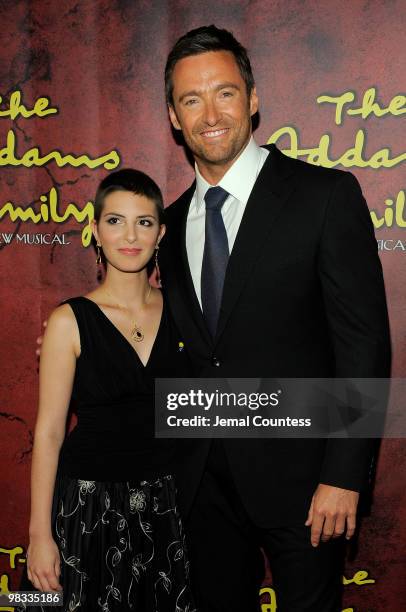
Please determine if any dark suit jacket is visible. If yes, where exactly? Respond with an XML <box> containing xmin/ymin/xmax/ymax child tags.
<box><xmin>161</xmin><ymin>144</ymin><xmax>391</xmax><ymax>527</ymax></box>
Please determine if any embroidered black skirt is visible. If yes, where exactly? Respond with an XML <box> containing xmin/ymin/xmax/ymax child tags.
<box><xmin>18</xmin><ymin>474</ymin><xmax>196</xmax><ymax>612</ymax></box>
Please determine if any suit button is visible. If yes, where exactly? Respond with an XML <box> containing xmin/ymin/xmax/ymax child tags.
<box><xmin>212</xmin><ymin>356</ymin><xmax>221</xmax><ymax>367</ymax></box>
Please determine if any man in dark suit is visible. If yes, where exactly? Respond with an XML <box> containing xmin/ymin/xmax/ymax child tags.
<box><xmin>161</xmin><ymin>25</ymin><xmax>391</xmax><ymax>611</ymax></box>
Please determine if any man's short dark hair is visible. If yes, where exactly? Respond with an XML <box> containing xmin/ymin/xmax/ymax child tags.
<box><xmin>165</xmin><ymin>25</ymin><xmax>255</xmax><ymax>106</ymax></box>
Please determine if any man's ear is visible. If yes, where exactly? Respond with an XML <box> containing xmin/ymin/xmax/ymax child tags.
<box><xmin>250</xmin><ymin>86</ymin><xmax>259</xmax><ymax>117</ymax></box>
<box><xmin>168</xmin><ymin>104</ymin><xmax>182</xmax><ymax>131</ymax></box>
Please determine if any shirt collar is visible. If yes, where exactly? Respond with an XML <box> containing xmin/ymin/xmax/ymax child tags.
<box><xmin>194</xmin><ymin>136</ymin><xmax>263</xmax><ymax>212</ymax></box>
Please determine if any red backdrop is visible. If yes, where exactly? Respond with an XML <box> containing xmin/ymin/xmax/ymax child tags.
<box><xmin>0</xmin><ymin>1</ymin><xmax>405</xmax><ymax>610</ymax></box>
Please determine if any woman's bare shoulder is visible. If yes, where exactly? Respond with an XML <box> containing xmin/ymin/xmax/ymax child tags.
<box><xmin>44</xmin><ymin>304</ymin><xmax>80</xmax><ymax>355</ymax></box>
<box><xmin>47</xmin><ymin>303</ymin><xmax>77</xmax><ymax>328</ymax></box>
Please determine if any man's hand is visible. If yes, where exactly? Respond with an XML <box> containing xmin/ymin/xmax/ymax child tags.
<box><xmin>305</xmin><ymin>483</ymin><xmax>359</xmax><ymax>547</ymax></box>
<box><xmin>36</xmin><ymin>320</ymin><xmax>47</xmax><ymax>357</ymax></box>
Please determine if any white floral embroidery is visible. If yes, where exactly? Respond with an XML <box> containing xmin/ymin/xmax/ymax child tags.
<box><xmin>129</xmin><ymin>489</ymin><xmax>147</xmax><ymax>512</ymax></box>
<box><xmin>117</xmin><ymin>517</ymin><xmax>126</xmax><ymax>531</ymax></box>
<box><xmin>68</xmin><ymin>592</ymin><xmax>80</xmax><ymax>611</ymax></box>
<box><xmin>77</xmin><ymin>479</ymin><xmax>96</xmax><ymax>494</ymax></box>
<box><xmin>131</xmin><ymin>553</ymin><xmax>146</xmax><ymax>583</ymax></box>
<box><xmin>159</xmin><ymin>570</ymin><xmax>172</xmax><ymax>593</ymax></box>
<box><xmin>174</xmin><ymin>548</ymin><xmax>184</xmax><ymax>561</ymax></box>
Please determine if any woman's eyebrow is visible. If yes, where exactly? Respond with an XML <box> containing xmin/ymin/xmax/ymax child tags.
<box><xmin>103</xmin><ymin>213</ymin><xmax>157</xmax><ymax>219</ymax></box>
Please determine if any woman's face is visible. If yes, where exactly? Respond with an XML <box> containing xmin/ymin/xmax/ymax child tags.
<box><xmin>93</xmin><ymin>190</ymin><xmax>165</xmax><ymax>274</ymax></box>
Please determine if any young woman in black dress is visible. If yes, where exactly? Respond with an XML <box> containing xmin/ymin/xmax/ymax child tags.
<box><xmin>20</xmin><ymin>170</ymin><xmax>196</xmax><ymax>611</ymax></box>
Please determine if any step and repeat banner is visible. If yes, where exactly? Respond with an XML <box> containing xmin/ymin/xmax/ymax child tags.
<box><xmin>0</xmin><ymin>1</ymin><xmax>405</xmax><ymax>610</ymax></box>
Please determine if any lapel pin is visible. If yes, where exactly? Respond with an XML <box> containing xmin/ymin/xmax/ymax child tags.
<box><xmin>178</xmin><ymin>341</ymin><xmax>185</xmax><ymax>352</ymax></box>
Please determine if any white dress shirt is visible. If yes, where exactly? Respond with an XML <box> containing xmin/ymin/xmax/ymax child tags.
<box><xmin>186</xmin><ymin>136</ymin><xmax>269</xmax><ymax>307</ymax></box>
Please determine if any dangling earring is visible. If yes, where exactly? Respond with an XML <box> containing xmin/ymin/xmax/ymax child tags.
<box><xmin>96</xmin><ymin>244</ymin><xmax>103</xmax><ymax>282</ymax></box>
<box><xmin>155</xmin><ymin>245</ymin><xmax>161</xmax><ymax>287</ymax></box>
<box><xmin>96</xmin><ymin>244</ymin><xmax>102</xmax><ymax>265</ymax></box>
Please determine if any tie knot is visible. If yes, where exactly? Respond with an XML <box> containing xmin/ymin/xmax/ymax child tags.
<box><xmin>204</xmin><ymin>186</ymin><xmax>229</xmax><ymax>211</ymax></box>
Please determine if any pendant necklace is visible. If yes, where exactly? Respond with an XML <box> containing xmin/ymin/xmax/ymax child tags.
<box><xmin>104</xmin><ymin>285</ymin><xmax>152</xmax><ymax>342</ymax></box>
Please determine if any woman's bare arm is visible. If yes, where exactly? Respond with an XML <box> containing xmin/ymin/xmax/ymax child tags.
<box><xmin>27</xmin><ymin>304</ymin><xmax>79</xmax><ymax>592</ymax></box>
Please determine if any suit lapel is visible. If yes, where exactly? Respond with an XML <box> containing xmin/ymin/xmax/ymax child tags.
<box><xmin>166</xmin><ymin>183</ymin><xmax>213</xmax><ymax>349</ymax></box>
<box><xmin>214</xmin><ymin>145</ymin><xmax>298</xmax><ymax>344</ymax></box>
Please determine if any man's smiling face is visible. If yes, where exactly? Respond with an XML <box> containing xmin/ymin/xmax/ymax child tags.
<box><xmin>169</xmin><ymin>50</ymin><xmax>258</xmax><ymax>178</ymax></box>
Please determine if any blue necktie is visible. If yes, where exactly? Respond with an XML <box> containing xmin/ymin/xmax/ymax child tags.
<box><xmin>201</xmin><ymin>186</ymin><xmax>230</xmax><ymax>337</ymax></box>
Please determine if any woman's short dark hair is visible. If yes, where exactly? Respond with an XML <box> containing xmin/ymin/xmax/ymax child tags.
<box><xmin>94</xmin><ymin>168</ymin><xmax>165</xmax><ymax>224</ymax></box>
<box><xmin>165</xmin><ymin>25</ymin><xmax>255</xmax><ymax>106</ymax></box>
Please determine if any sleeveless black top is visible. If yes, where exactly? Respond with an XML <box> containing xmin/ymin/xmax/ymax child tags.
<box><xmin>58</xmin><ymin>296</ymin><xmax>191</xmax><ymax>482</ymax></box>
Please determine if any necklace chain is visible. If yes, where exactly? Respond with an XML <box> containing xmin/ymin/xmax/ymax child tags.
<box><xmin>103</xmin><ymin>285</ymin><xmax>152</xmax><ymax>342</ymax></box>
